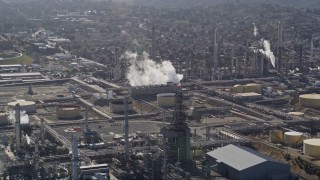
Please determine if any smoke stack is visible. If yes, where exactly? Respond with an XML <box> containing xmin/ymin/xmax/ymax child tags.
<box><xmin>299</xmin><ymin>45</ymin><xmax>303</xmax><ymax>72</ymax></box>
<box><xmin>115</xmin><ymin>48</ymin><xmax>119</xmax><ymax>66</ymax></box>
<box><xmin>14</xmin><ymin>104</ymin><xmax>21</xmax><ymax>152</ymax></box>
<box><xmin>277</xmin><ymin>23</ymin><xmax>283</xmax><ymax>72</ymax></box>
<box><xmin>40</xmin><ymin>117</ymin><xmax>44</xmax><ymax>145</ymax></box>
<box><xmin>71</xmin><ymin>136</ymin><xmax>78</xmax><ymax>180</ymax></box>
<box><xmin>124</xmin><ymin>98</ymin><xmax>129</xmax><ymax>160</ymax></box>
<box><xmin>311</xmin><ymin>36</ymin><xmax>314</xmax><ymax>63</ymax></box>
<box><xmin>151</xmin><ymin>25</ymin><xmax>156</xmax><ymax>61</ymax></box>
<box><xmin>213</xmin><ymin>27</ymin><xmax>219</xmax><ymax>79</ymax></box>
<box><xmin>85</xmin><ymin>106</ymin><xmax>89</xmax><ymax>132</ymax></box>
<box><xmin>34</xmin><ymin>137</ymin><xmax>39</xmax><ymax>176</ymax></box>
<box><xmin>230</xmin><ymin>49</ymin><xmax>234</xmax><ymax>75</ymax></box>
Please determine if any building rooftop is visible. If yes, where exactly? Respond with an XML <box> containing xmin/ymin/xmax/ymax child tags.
<box><xmin>207</xmin><ymin>144</ymin><xmax>278</xmax><ymax>171</ymax></box>
<box><xmin>0</xmin><ymin>72</ymin><xmax>42</xmax><ymax>77</ymax></box>
<box><xmin>235</xmin><ymin>92</ymin><xmax>261</xmax><ymax>97</ymax></box>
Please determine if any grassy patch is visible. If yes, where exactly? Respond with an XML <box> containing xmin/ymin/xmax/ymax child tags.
<box><xmin>0</xmin><ymin>54</ymin><xmax>33</xmax><ymax>65</ymax></box>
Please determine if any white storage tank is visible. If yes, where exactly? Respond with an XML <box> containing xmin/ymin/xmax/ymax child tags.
<box><xmin>269</xmin><ymin>130</ymin><xmax>283</xmax><ymax>143</ymax></box>
<box><xmin>303</xmin><ymin>139</ymin><xmax>320</xmax><ymax>157</ymax></box>
<box><xmin>288</xmin><ymin>112</ymin><xmax>304</xmax><ymax>117</ymax></box>
<box><xmin>0</xmin><ymin>113</ymin><xmax>8</xmax><ymax>125</ymax></box>
<box><xmin>299</xmin><ymin>94</ymin><xmax>320</xmax><ymax>109</ymax></box>
<box><xmin>108</xmin><ymin>91</ymin><xmax>114</xmax><ymax>99</ymax></box>
<box><xmin>157</xmin><ymin>93</ymin><xmax>176</xmax><ymax>108</ymax></box>
<box><xmin>232</xmin><ymin>84</ymin><xmax>245</xmax><ymax>93</ymax></box>
<box><xmin>245</xmin><ymin>83</ymin><xmax>261</xmax><ymax>93</ymax></box>
<box><xmin>109</xmin><ymin>99</ymin><xmax>134</xmax><ymax>113</ymax></box>
<box><xmin>56</xmin><ymin>105</ymin><xmax>82</xmax><ymax>119</ymax></box>
<box><xmin>284</xmin><ymin>132</ymin><xmax>304</xmax><ymax>145</ymax></box>
<box><xmin>7</xmin><ymin>100</ymin><xmax>36</xmax><ymax>114</ymax></box>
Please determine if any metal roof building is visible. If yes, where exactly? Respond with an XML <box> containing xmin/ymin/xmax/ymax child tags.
<box><xmin>206</xmin><ymin>144</ymin><xmax>292</xmax><ymax>180</ymax></box>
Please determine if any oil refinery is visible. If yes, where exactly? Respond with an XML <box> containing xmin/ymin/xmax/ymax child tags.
<box><xmin>0</xmin><ymin>0</ymin><xmax>320</xmax><ymax>179</ymax></box>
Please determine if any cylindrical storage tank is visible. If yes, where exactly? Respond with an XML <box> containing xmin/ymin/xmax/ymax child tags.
<box><xmin>109</xmin><ymin>100</ymin><xmax>134</xmax><ymax>113</ymax></box>
<box><xmin>266</xmin><ymin>87</ymin><xmax>273</xmax><ymax>94</ymax></box>
<box><xmin>108</xmin><ymin>91</ymin><xmax>114</xmax><ymax>99</ymax></box>
<box><xmin>284</xmin><ymin>132</ymin><xmax>304</xmax><ymax>145</ymax></box>
<box><xmin>299</xmin><ymin>94</ymin><xmax>320</xmax><ymax>109</ymax></box>
<box><xmin>269</xmin><ymin>130</ymin><xmax>283</xmax><ymax>143</ymax></box>
<box><xmin>288</xmin><ymin>112</ymin><xmax>304</xmax><ymax>117</ymax></box>
<box><xmin>157</xmin><ymin>93</ymin><xmax>176</xmax><ymax>108</ymax></box>
<box><xmin>101</xmin><ymin>93</ymin><xmax>108</xmax><ymax>99</ymax></box>
<box><xmin>245</xmin><ymin>83</ymin><xmax>261</xmax><ymax>93</ymax></box>
<box><xmin>0</xmin><ymin>113</ymin><xmax>8</xmax><ymax>125</ymax></box>
<box><xmin>303</xmin><ymin>139</ymin><xmax>320</xmax><ymax>157</ymax></box>
<box><xmin>232</xmin><ymin>85</ymin><xmax>244</xmax><ymax>93</ymax></box>
<box><xmin>7</xmin><ymin>100</ymin><xmax>36</xmax><ymax>114</ymax></box>
<box><xmin>56</xmin><ymin>105</ymin><xmax>82</xmax><ymax>119</ymax></box>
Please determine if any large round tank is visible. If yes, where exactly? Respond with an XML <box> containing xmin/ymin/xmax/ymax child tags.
<box><xmin>303</xmin><ymin>139</ymin><xmax>320</xmax><ymax>157</ymax></box>
<box><xmin>232</xmin><ymin>85</ymin><xmax>244</xmax><ymax>93</ymax></box>
<box><xmin>109</xmin><ymin>100</ymin><xmax>134</xmax><ymax>113</ymax></box>
<box><xmin>299</xmin><ymin>94</ymin><xmax>320</xmax><ymax>109</ymax></box>
<box><xmin>7</xmin><ymin>100</ymin><xmax>36</xmax><ymax>113</ymax></box>
<box><xmin>266</xmin><ymin>87</ymin><xmax>273</xmax><ymax>94</ymax></box>
<box><xmin>269</xmin><ymin>130</ymin><xmax>283</xmax><ymax>143</ymax></box>
<box><xmin>157</xmin><ymin>93</ymin><xmax>175</xmax><ymax>108</ymax></box>
<box><xmin>0</xmin><ymin>113</ymin><xmax>8</xmax><ymax>125</ymax></box>
<box><xmin>288</xmin><ymin>112</ymin><xmax>304</xmax><ymax>117</ymax></box>
<box><xmin>245</xmin><ymin>83</ymin><xmax>261</xmax><ymax>93</ymax></box>
<box><xmin>56</xmin><ymin>105</ymin><xmax>82</xmax><ymax>119</ymax></box>
<box><xmin>108</xmin><ymin>91</ymin><xmax>114</xmax><ymax>99</ymax></box>
<box><xmin>284</xmin><ymin>132</ymin><xmax>304</xmax><ymax>145</ymax></box>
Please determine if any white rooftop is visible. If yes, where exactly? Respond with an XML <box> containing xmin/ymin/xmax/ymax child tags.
<box><xmin>207</xmin><ymin>144</ymin><xmax>278</xmax><ymax>171</ymax></box>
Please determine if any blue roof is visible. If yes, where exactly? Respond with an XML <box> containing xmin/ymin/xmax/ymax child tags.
<box><xmin>207</xmin><ymin>144</ymin><xmax>278</xmax><ymax>171</ymax></box>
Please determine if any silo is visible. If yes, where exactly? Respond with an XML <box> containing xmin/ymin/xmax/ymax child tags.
<box><xmin>0</xmin><ymin>113</ymin><xmax>8</xmax><ymax>125</ymax></box>
<box><xmin>56</xmin><ymin>105</ymin><xmax>82</xmax><ymax>119</ymax></box>
<box><xmin>157</xmin><ymin>93</ymin><xmax>176</xmax><ymax>108</ymax></box>
<box><xmin>245</xmin><ymin>83</ymin><xmax>261</xmax><ymax>93</ymax></box>
<box><xmin>232</xmin><ymin>85</ymin><xmax>244</xmax><ymax>93</ymax></box>
<box><xmin>269</xmin><ymin>130</ymin><xmax>283</xmax><ymax>143</ymax></box>
<box><xmin>7</xmin><ymin>100</ymin><xmax>36</xmax><ymax>114</ymax></box>
<box><xmin>109</xmin><ymin>100</ymin><xmax>134</xmax><ymax>113</ymax></box>
<box><xmin>299</xmin><ymin>94</ymin><xmax>320</xmax><ymax>109</ymax></box>
<box><xmin>303</xmin><ymin>139</ymin><xmax>320</xmax><ymax>157</ymax></box>
<box><xmin>284</xmin><ymin>132</ymin><xmax>304</xmax><ymax>145</ymax></box>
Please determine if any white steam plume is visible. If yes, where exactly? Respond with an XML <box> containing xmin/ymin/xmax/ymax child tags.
<box><xmin>258</xmin><ymin>39</ymin><xmax>276</xmax><ymax>68</ymax></box>
<box><xmin>123</xmin><ymin>51</ymin><xmax>183</xmax><ymax>86</ymax></box>
<box><xmin>8</xmin><ymin>110</ymin><xmax>29</xmax><ymax>124</ymax></box>
<box><xmin>253</xmin><ymin>23</ymin><xmax>258</xmax><ymax>36</ymax></box>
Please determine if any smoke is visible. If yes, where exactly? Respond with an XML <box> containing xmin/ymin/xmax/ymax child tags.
<box><xmin>253</xmin><ymin>23</ymin><xmax>258</xmax><ymax>36</ymax></box>
<box><xmin>8</xmin><ymin>110</ymin><xmax>29</xmax><ymax>124</ymax></box>
<box><xmin>123</xmin><ymin>51</ymin><xmax>183</xmax><ymax>86</ymax></box>
<box><xmin>258</xmin><ymin>39</ymin><xmax>276</xmax><ymax>68</ymax></box>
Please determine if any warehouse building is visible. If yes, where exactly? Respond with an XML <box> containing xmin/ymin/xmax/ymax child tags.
<box><xmin>206</xmin><ymin>144</ymin><xmax>292</xmax><ymax>180</ymax></box>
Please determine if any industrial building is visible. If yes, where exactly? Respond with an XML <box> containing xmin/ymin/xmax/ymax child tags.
<box><xmin>206</xmin><ymin>144</ymin><xmax>292</xmax><ymax>180</ymax></box>
<box><xmin>0</xmin><ymin>72</ymin><xmax>43</xmax><ymax>80</ymax></box>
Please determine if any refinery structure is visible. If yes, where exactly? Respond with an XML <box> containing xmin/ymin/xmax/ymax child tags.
<box><xmin>1</xmin><ymin>1</ymin><xmax>320</xmax><ymax>180</ymax></box>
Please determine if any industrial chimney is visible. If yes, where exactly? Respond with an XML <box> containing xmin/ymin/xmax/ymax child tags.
<box><xmin>14</xmin><ymin>104</ymin><xmax>21</xmax><ymax>152</ymax></box>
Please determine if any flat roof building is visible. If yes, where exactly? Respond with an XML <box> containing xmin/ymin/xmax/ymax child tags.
<box><xmin>206</xmin><ymin>144</ymin><xmax>292</xmax><ymax>180</ymax></box>
<box><xmin>0</xmin><ymin>72</ymin><xmax>43</xmax><ymax>80</ymax></box>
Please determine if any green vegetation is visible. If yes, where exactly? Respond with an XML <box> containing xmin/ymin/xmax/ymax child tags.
<box><xmin>0</xmin><ymin>54</ymin><xmax>33</xmax><ymax>65</ymax></box>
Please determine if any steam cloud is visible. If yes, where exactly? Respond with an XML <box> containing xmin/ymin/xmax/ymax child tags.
<box><xmin>123</xmin><ymin>51</ymin><xmax>183</xmax><ymax>86</ymax></box>
<box><xmin>8</xmin><ymin>110</ymin><xmax>29</xmax><ymax>124</ymax></box>
<box><xmin>258</xmin><ymin>39</ymin><xmax>276</xmax><ymax>68</ymax></box>
<box><xmin>253</xmin><ymin>23</ymin><xmax>258</xmax><ymax>36</ymax></box>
